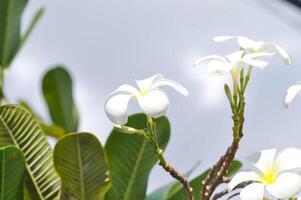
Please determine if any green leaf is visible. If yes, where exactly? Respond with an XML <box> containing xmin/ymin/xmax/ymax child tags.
<box><xmin>0</xmin><ymin>146</ymin><xmax>26</xmax><ymax>200</ymax></box>
<box><xmin>105</xmin><ymin>113</ymin><xmax>170</xmax><ymax>200</ymax></box>
<box><xmin>40</xmin><ymin>123</ymin><xmax>65</xmax><ymax>139</ymax></box>
<box><xmin>54</xmin><ymin>132</ymin><xmax>110</xmax><ymax>200</ymax></box>
<box><xmin>150</xmin><ymin>160</ymin><xmax>242</xmax><ymax>200</ymax></box>
<box><xmin>145</xmin><ymin>184</ymin><xmax>171</xmax><ymax>200</ymax></box>
<box><xmin>42</xmin><ymin>66</ymin><xmax>79</xmax><ymax>132</ymax></box>
<box><xmin>19</xmin><ymin>100</ymin><xmax>66</xmax><ymax>139</ymax></box>
<box><xmin>0</xmin><ymin>0</ymin><xmax>27</xmax><ymax>67</ymax></box>
<box><xmin>16</xmin><ymin>7</ymin><xmax>44</xmax><ymax>57</ymax></box>
<box><xmin>0</xmin><ymin>105</ymin><xmax>61</xmax><ymax>200</ymax></box>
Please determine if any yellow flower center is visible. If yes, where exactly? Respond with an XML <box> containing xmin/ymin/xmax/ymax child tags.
<box><xmin>140</xmin><ymin>89</ymin><xmax>148</xmax><ymax>96</ymax></box>
<box><xmin>262</xmin><ymin>168</ymin><xmax>277</xmax><ymax>184</ymax></box>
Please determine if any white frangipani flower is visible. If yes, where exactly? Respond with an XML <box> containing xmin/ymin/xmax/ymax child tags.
<box><xmin>193</xmin><ymin>50</ymin><xmax>273</xmax><ymax>95</ymax></box>
<box><xmin>104</xmin><ymin>74</ymin><xmax>189</xmax><ymax>125</ymax></box>
<box><xmin>229</xmin><ymin>148</ymin><xmax>301</xmax><ymax>200</ymax></box>
<box><xmin>193</xmin><ymin>50</ymin><xmax>274</xmax><ymax>76</ymax></box>
<box><xmin>213</xmin><ymin>35</ymin><xmax>291</xmax><ymax>65</ymax></box>
<box><xmin>193</xmin><ymin>51</ymin><xmax>245</xmax><ymax>76</ymax></box>
<box><xmin>283</xmin><ymin>82</ymin><xmax>301</xmax><ymax>108</ymax></box>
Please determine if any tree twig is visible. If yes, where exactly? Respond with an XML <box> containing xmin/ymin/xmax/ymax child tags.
<box><xmin>147</xmin><ymin>116</ymin><xmax>195</xmax><ymax>200</ymax></box>
<box><xmin>156</xmin><ymin>149</ymin><xmax>194</xmax><ymax>200</ymax></box>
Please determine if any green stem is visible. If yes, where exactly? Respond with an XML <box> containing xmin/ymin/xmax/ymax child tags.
<box><xmin>146</xmin><ymin>116</ymin><xmax>194</xmax><ymax>200</ymax></box>
<box><xmin>201</xmin><ymin>65</ymin><xmax>251</xmax><ymax>200</ymax></box>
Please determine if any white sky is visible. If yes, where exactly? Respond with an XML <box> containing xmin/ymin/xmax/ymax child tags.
<box><xmin>6</xmin><ymin>0</ymin><xmax>301</xmax><ymax>193</ymax></box>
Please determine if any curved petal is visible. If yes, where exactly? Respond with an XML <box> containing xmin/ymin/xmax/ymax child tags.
<box><xmin>151</xmin><ymin>79</ymin><xmax>189</xmax><ymax>97</ymax></box>
<box><xmin>135</xmin><ymin>74</ymin><xmax>164</xmax><ymax>92</ymax></box>
<box><xmin>239</xmin><ymin>183</ymin><xmax>265</xmax><ymax>200</ymax></box>
<box><xmin>283</xmin><ymin>82</ymin><xmax>301</xmax><ymax>108</ymax></box>
<box><xmin>213</xmin><ymin>35</ymin><xmax>238</xmax><ymax>43</ymax></box>
<box><xmin>259</xmin><ymin>43</ymin><xmax>291</xmax><ymax>64</ymax></box>
<box><xmin>275</xmin><ymin>148</ymin><xmax>301</xmax><ymax>172</ymax></box>
<box><xmin>105</xmin><ymin>91</ymin><xmax>133</xmax><ymax>125</ymax></box>
<box><xmin>247</xmin><ymin>149</ymin><xmax>277</xmax><ymax>174</ymax></box>
<box><xmin>242</xmin><ymin>52</ymin><xmax>275</xmax><ymax>68</ymax></box>
<box><xmin>207</xmin><ymin>60</ymin><xmax>232</xmax><ymax>75</ymax></box>
<box><xmin>266</xmin><ymin>172</ymin><xmax>301</xmax><ymax>199</ymax></box>
<box><xmin>117</xmin><ymin>84</ymin><xmax>140</xmax><ymax>96</ymax></box>
<box><xmin>225</xmin><ymin>50</ymin><xmax>244</xmax><ymax>64</ymax></box>
<box><xmin>137</xmin><ymin>89</ymin><xmax>169</xmax><ymax>118</ymax></box>
<box><xmin>237</xmin><ymin>36</ymin><xmax>263</xmax><ymax>50</ymax></box>
<box><xmin>193</xmin><ymin>55</ymin><xmax>229</xmax><ymax>67</ymax></box>
<box><xmin>228</xmin><ymin>171</ymin><xmax>261</xmax><ymax>191</ymax></box>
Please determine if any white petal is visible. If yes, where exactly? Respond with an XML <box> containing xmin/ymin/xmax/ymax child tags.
<box><xmin>266</xmin><ymin>172</ymin><xmax>301</xmax><ymax>199</ymax></box>
<box><xmin>193</xmin><ymin>55</ymin><xmax>229</xmax><ymax>67</ymax></box>
<box><xmin>239</xmin><ymin>183</ymin><xmax>265</xmax><ymax>200</ymax></box>
<box><xmin>242</xmin><ymin>52</ymin><xmax>275</xmax><ymax>68</ymax></box>
<box><xmin>225</xmin><ymin>50</ymin><xmax>244</xmax><ymax>64</ymax></box>
<box><xmin>259</xmin><ymin>43</ymin><xmax>291</xmax><ymax>64</ymax></box>
<box><xmin>247</xmin><ymin>149</ymin><xmax>277</xmax><ymax>174</ymax></box>
<box><xmin>207</xmin><ymin>60</ymin><xmax>232</xmax><ymax>75</ymax></box>
<box><xmin>151</xmin><ymin>79</ymin><xmax>189</xmax><ymax>97</ymax></box>
<box><xmin>283</xmin><ymin>82</ymin><xmax>301</xmax><ymax>108</ymax></box>
<box><xmin>136</xmin><ymin>74</ymin><xmax>164</xmax><ymax>92</ymax></box>
<box><xmin>137</xmin><ymin>89</ymin><xmax>169</xmax><ymax>118</ymax></box>
<box><xmin>105</xmin><ymin>91</ymin><xmax>133</xmax><ymax>125</ymax></box>
<box><xmin>275</xmin><ymin>148</ymin><xmax>301</xmax><ymax>172</ymax></box>
<box><xmin>228</xmin><ymin>171</ymin><xmax>261</xmax><ymax>191</ymax></box>
<box><xmin>237</xmin><ymin>36</ymin><xmax>264</xmax><ymax>50</ymax></box>
<box><xmin>212</xmin><ymin>35</ymin><xmax>238</xmax><ymax>43</ymax></box>
<box><xmin>117</xmin><ymin>84</ymin><xmax>140</xmax><ymax>96</ymax></box>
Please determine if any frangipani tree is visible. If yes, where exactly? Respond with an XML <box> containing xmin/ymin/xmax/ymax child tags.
<box><xmin>0</xmin><ymin>1</ymin><xmax>300</xmax><ymax>200</ymax></box>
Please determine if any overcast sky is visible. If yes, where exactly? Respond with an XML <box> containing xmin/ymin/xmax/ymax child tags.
<box><xmin>6</xmin><ymin>0</ymin><xmax>301</xmax><ymax>193</ymax></box>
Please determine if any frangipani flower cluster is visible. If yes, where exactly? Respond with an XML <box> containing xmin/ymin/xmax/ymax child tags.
<box><xmin>105</xmin><ymin>74</ymin><xmax>188</xmax><ymax>125</ymax></box>
<box><xmin>103</xmin><ymin>35</ymin><xmax>298</xmax><ymax>200</ymax></box>
<box><xmin>194</xmin><ymin>35</ymin><xmax>291</xmax><ymax>83</ymax></box>
<box><xmin>229</xmin><ymin>148</ymin><xmax>301</xmax><ymax>199</ymax></box>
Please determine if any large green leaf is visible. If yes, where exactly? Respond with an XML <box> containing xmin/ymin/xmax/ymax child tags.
<box><xmin>105</xmin><ymin>113</ymin><xmax>170</xmax><ymax>200</ymax></box>
<box><xmin>0</xmin><ymin>146</ymin><xmax>26</xmax><ymax>200</ymax></box>
<box><xmin>156</xmin><ymin>160</ymin><xmax>242</xmax><ymax>200</ymax></box>
<box><xmin>0</xmin><ymin>105</ymin><xmax>61</xmax><ymax>200</ymax></box>
<box><xmin>42</xmin><ymin>66</ymin><xmax>79</xmax><ymax>132</ymax></box>
<box><xmin>0</xmin><ymin>0</ymin><xmax>27</xmax><ymax>67</ymax></box>
<box><xmin>19</xmin><ymin>100</ymin><xmax>66</xmax><ymax>139</ymax></box>
<box><xmin>54</xmin><ymin>132</ymin><xmax>110</xmax><ymax>200</ymax></box>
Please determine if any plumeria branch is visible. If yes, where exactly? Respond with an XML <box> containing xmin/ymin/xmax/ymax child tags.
<box><xmin>201</xmin><ymin>67</ymin><xmax>249</xmax><ymax>200</ymax></box>
<box><xmin>115</xmin><ymin>116</ymin><xmax>195</xmax><ymax>200</ymax></box>
<box><xmin>146</xmin><ymin>116</ymin><xmax>195</xmax><ymax>200</ymax></box>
